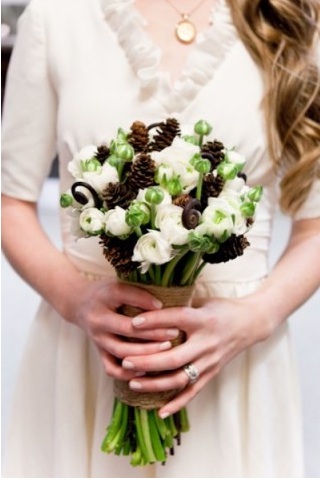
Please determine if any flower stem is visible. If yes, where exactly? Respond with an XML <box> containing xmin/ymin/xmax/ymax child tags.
<box><xmin>139</xmin><ymin>409</ymin><xmax>157</xmax><ymax>463</ymax></box>
<box><xmin>161</xmin><ymin>249</ymin><xmax>189</xmax><ymax>287</ymax></box>
<box><xmin>180</xmin><ymin>252</ymin><xmax>200</xmax><ymax>286</ymax></box>
<box><xmin>196</xmin><ymin>172</ymin><xmax>204</xmax><ymax>201</ymax></box>
<box><xmin>192</xmin><ymin>259</ymin><xmax>207</xmax><ymax>283</ymax></box>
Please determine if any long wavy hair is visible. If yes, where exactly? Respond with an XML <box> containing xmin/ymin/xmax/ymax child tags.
<box><xmin>227</xmin><ymin>0</ymin><xmax>320</xmax><ymax>214</ymax></box>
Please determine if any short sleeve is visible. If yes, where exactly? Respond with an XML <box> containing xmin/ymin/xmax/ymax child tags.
<box><xmin>1</xmin><ymin>0</ymin><xmax>57</xmax><ymax>201</ymax></box>
<box><xmin>293</xmin><ymin>179</ymin><xmax>320</xmax><ymax>221</ymax></box>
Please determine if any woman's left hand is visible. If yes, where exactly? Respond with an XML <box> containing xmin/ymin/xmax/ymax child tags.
<box><xmin>121</xmin><ymin>296</ymin><xmax>274</xmax><ymax>417</ymax></box>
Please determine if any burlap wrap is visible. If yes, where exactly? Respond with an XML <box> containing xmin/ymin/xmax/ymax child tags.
<box><xmin>114</xmin><ymin>283</ymin><xmax>195</xmax><ymax>409</ymax></box>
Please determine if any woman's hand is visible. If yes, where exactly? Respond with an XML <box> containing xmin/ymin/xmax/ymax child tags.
<box><xmin>119</xmin><ymin>295</ymin><xmax>273</xmax><ymax>417</ymax></box>
<box><xmin>68</xmin><ymin>277</ymin><xmax>181</xmax><ymax>382</ymax></box>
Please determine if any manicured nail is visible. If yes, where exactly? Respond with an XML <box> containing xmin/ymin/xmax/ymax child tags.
<box><xmin>159</xmin><ymin>411</ymin><xmax>170</xmax><ymax>419</ymax></box>
<box><xmin>129</xmin><ymin>380</ymin><xmax>142</xmax><ymax>390</ymax></box>
<box><xmin>122</xmin><ymin>359</ymin><xmax>135</xmax><ymax>369</ymax></box>
<box><xmin>159</xmin><ymin>341</ymin><xmax>172</xmax><ymax>351</ymax></box>
<box><xmin>132</xmin><ymin>316</ymin><xmax>145</xmax><ymax>326</ymax></box>
<box><xmin>134</xmin><ymin>371</ymin><xmax>146</xmax><ymax>377</ymax></box>
<box><xmin>166</xmin><ymin>328</ymin><xmax>180</xmax><ymax>338</ymax></box>
<box><xmin>153</xmin><ymin>298</ymin><xmax>163</xmax><ymax>309</ymax></box>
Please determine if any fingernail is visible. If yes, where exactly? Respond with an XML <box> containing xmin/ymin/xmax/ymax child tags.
<box><xmin>135</xmin><ymin>371</ymin><xmax>146</xmax><ymax>377</ymax></box>
<box><xmin>166</xmin><ymin>328</ymin><xmax>180</xmax><ymax>338</ymax></box>
<box><xmin>122</xmin><ymin>359</ymin><xmax>135</xmax><ymax>369</ymax></box>
<box><xmin>159</xmin><ymin>341</ymin><xmax>171</xmax><ymax>351</ymax></box>
<box><xmin>159</xmin><ymin>411</ymin><xmax>170</xmax><ymax>419</ymax></box>
<box><xmin>153</xmin><ymin>298</ymin><xmax>163</xmax><ymax>309</ymax></box>
<box><xmin>129</xmin><ymin>380</ymin><xmax>142</xmax><ymax>390</ymax></box>
<box><xmin>132</xmin><ymin>316</ymin><xmax>145</xmax><ymax>326</ymax></box>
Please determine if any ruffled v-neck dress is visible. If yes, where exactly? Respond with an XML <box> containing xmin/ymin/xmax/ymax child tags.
<box><xmin>2</xmin><ymin>0</ymin><xmax>320</xmax><ymax>478</ymax></box>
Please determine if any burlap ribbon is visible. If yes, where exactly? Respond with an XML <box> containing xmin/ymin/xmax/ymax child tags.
<box><xmin>114</xmin><ymin>283</ymin><xmax>195</xmax><ymax>409</ymax></box>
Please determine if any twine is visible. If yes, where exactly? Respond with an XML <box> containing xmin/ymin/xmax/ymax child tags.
<box><xmin>114</xmin><ymin>283</ymin><xmax>194</xmax><ymax>409</ymax></box>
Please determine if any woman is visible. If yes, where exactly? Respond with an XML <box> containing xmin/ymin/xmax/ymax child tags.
<box><xmin>2</xmin><ymin>0</ymin><xmax>320</xmax><ymax>478</ymax></box>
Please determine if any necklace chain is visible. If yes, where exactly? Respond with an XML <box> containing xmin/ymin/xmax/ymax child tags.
<box><xmin>162</xmin><ymin>0</ymin><xmax>210</xmax><ymax>44</ymax></box>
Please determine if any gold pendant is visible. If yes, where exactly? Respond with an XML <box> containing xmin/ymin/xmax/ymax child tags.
<box><xmin>175</xmin><ymin>15</ymin><xmax>196</xmax><ymax>44</ymax></box>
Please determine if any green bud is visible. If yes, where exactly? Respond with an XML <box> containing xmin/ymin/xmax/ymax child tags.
<box><xmin>247</xmin><ymin>185</ymin><xmax>263</xmax><ymax>202</ymax></box>
<box><xmin>217</xmin><ymin>162</ymin><xmax>238</xmax><ymax>180</ymax></box>
<box><xmin>167</xmin><ymin>177</ymin><xmax>183</xmax><ymax>196</ymax></box>
<box><xmin>81</xmin><ymin>157</ymin><xmax>100</xmax><ymax>172</ymax></box>
<box><xmin>116</xmin><ymin>127</ymin><xmax>128</xmax><ymax>143</ymax></box>
<box><xmin>192</xmin><ymin>156</ymin><xmax>211</xmax><ymax>174</ymax></box>
<box><xmin>188</xmin><ymin>232</ymin><xmax>219</xmax><ymax>253</ymax></box>
<box><xmin>114</xmin><ymin>142</ymin><xmax>134</xmax><ymax>161</ymax></box>
<box><xmin>60</xmin><ymin>193</ymin><xmax>73</xmax><ymax>208</ymax></box>
<box><xmin>106</xmin><ymin>154</ymin><xmax>121</xmax><ymax>167</ymax></box>
<box><xmin>145</xmin><ymin>186</ymin><xmax>165</xmax><ymax>205</ymax></box>
<box><xmin>240</xmin><ymin>201</ymin><xmax>256</xmax><ymax>217</ymax></box>
<box><xmin>194</xmin><ymin>120</ymin><xmax>212</xmax><ymax>136</ymax></box>
<box><xmin>126</xmin><ymin>202</ymin><xmax>150</xmax><ymax>227</ymax></box>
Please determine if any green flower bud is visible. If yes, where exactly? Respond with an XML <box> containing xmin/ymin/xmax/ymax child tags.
<box><xmin>192</xmin><ymin>155</ymin><xmax>211</xmax><ymax>174</ymax></box>
<box><xmin>106</xmin><ymin>154</ymin><xmax>121</xmax><ymax>168</ymax></box>
<box><xmin>126</xmin><ymin>202</ymin><xmax>150</xmax><ymax>227</ymax></box>
<box><xmin>167</xmin><ymin>177</ymin><xmax>183</xmax><ymax>196</ymax></box>
<box><xmin>116</xmin><ymin>127</ymin><xmax>128</xmax><ymax>143</ymax></box>
<box><xmin>188</xmin><ymin>232</ymin><xmax>219</xmax><ymax>253</ymax></box>
<box><xmin>247</xmin><ymin>185</ymin><xmax>263</xmax><ymax>202</ymax></box>
<box><xmin>60</xmin><ymin>193</ymin><xmax>74</xmax><ymax>208</ymax></box>
<box><xmin>194</xmin><ymin>120</ymin><xmax>212</xmax><ymax>136</ymax></box>
<box><xmin>81</xmin><ymin>157</ymin><xmax>100</xmax><ymax>172</ymax></box>
<box><xmin>114</xmin><ymin>142</ymin><xmax>134</xmax><ymax>161</ymax></box>
<box><xmin>240</xmin><ymin>201</ymin><xmax>256</xmax><ymax>217</ymax></box>
<box><xmin>217</xmin><ymin>162</ymin><xmax>238</xmax><ymax>180</ymax></box>
<box><xmin>145</xmin><ymin>186</ymin><xmax>165</xmax><ymax>205</ymax></box>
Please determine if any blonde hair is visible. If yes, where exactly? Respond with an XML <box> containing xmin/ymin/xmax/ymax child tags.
<box><xmin>227</xmin><ymin>0</ymin><xmax>320</xmax><ymax>214</ymax></box>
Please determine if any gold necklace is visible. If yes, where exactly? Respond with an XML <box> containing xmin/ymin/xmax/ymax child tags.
<box><xmin>163</xmin><ymin>0</ymin><xmax>209</xmax><ymax>44</ymax></box>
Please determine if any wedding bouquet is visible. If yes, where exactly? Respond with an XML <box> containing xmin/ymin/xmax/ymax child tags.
<box><xmin>60</xmin><ymin>118</ymin><xmax>262</xmax><ymax>466</ymax></box>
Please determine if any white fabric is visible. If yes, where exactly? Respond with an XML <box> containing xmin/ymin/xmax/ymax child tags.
<box><xmin>2</xmin><ymin>0</ymin><xmax>319</xmax><ymax>478</ymax></box>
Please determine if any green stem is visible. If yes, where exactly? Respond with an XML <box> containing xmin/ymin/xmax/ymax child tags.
<box><xmin>161</xmin><ymin>248</ymin><xmax>189</xmax><ymax>287</ymax></box>
<box><xmin>179</xmin><ymin>407</ymin><xmax>190</xmax><ymax>433</ymax></box>
<box><xmin>150</xmin><ymin>204</ymin><xmax>157</xmax><ymax>229</ymax></box>
<box><xmin>196</xmin><ymin>172</ymin><xmax>204</xmax><ymax>201</ymax></box>
<box><xmin>134</xmin><ymin>226</ymin><xmax>142</xmax><ymax>238</ymax></box>
<box><xmin>134</xmin><ymin>407</ymin><xmax>151</xmax><ymax>463</ymax></box>
<box><xmin>140</xmin><ymin>409</ymin><xmax>157</xmax><ymax>463</ymax></box>
<box><xmin>154</xmin><ymin>265</ymin><xmax>162</xmax><ymax>286</ymax></box>
<box><xmin>101</xmin><ymin>399</ymin><xmax>123</xmax><ymax>453</ymax></box>
<box><xmin>148</xmin><ymin>411</ymin><xmax>167</xmax><ymax>462</ymax></box>
<box><xmin>180</xmin><ymin>252</ymin><xmax>200</xmax><ymax>286</ymax></box>
<box><xmin>192</xmin><ymin>259</ymin><xmax>207</xmax><ymax>283</ymax></box>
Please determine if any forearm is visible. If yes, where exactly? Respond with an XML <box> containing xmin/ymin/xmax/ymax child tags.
<box><xmin>245</xmin><ymin>217</ymin><xmax>320</xmax><ymax>334</ymax></box>
<box><xmin>1</xmin><ymin>195</ymin><xmax>88</xmax><ymax>321</ymax></box>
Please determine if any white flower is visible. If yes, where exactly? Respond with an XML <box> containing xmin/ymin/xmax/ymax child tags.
<box><xmin>132</xmin><ymin>230</ymin><xmax>173</xmax><ymax>273</ymax></box>
<box><xmin>152</xmin><ymin>137</ymin><xmax>200</xmax><ymax>193</ymax></box>
<box><xmin>68</xmin><ymin>145</ymin><xmax>98</xmax><ymax>178</ymax></box>
<box><xmin>199</xmin><ymin>198</ymin><xmax>235</xmax><ymax>241</ymax></box>
<box><xmin>218</xmin><ymin>190</ymin><xmax>248</xmax><ymax>234</ymax></box>
<box><xmin>83</xmin><ymin>163</ymin><xmax>119</xmax><ymax>194</ymax></box>
<box><xmin>104</xmin><ymin>206</ymin><xmax>131</xmax><ymax>237</ymax></box>
<box><xmin>224</xmin><ymin>149</ymin><xmax>246</xmax><ymax>166</ymax></box>
<box><xmin>223</xmin><ymin>177</ymin><xmax>246</xmax><ymax>193</ymax></box>
<box><xmin>79</xmin><ymin>208</ymin><xmax>105</xmax><ymax>235</ymax></box>
<box><xmin>155</xmin><ymin>204</ymin><xmax>190</xmax><ymax>245</ymax></box>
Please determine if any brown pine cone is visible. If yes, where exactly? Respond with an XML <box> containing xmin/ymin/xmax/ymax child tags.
<box><xmin>201</xmin><ymin>140</ymin><xmax>225</xmax><ymax>170</ymax></box>
<box><xmin>148</xmin><ymin>118</ymin><xmax>181</xmax><ymax>151</ymax></box>
<box><xmin>102</xmin><ymin>182</ymin><xmax>137</xmax><ymax>209</ymax></box>
<box><xmin>172</xmin><ymin>194</ymin><xmax>193</xmax><ymax>208</ymax></box>
<box><xmin>128</xmin><ymin>153</ymin><xmax>156</xmax><ymax>190</ymax></box>
<box><xmin>99</xmin><ymin>234</ymin><xmax>139</xmax><ymax>276</ymax></box>
<box><xmin>127</xmin><ymin>121</ymin><xmax>149</xmax><ymax>153</ymax></box>
<box><xmin>203</xmin><ymin>235</ymin><xmax>250</xmax><ymax>264</ymax></box>
<box><xmin>202</xmin><ymin>173</ymin><xmax>225</xmax><ymax>203</ymax></box>
<box><xmin>95</xmin><ymin>144</ymin><xmax>110</xmax><ymax>164</ymax></box>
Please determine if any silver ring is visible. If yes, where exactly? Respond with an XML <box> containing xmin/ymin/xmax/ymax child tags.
<box><xmin>183</xmin><ymin>363</ymin><xmax>199</xmax><ymax>385</ymax></box>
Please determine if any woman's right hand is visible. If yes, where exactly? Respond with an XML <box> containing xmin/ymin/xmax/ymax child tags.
<box><xmin>68</xmin><ymin>277</ymin><xmax>179</xmax><ymax>381</ymax></box>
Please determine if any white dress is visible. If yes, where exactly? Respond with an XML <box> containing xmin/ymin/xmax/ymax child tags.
<box><xmin>2</xmin><ymin>0</ymin><xmax>320</xmax><ymax>478</ymax></box>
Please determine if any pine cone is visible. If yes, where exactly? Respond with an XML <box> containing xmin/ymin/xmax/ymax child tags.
<box><xmin>95</xmin><ymin>144</ymin><xmax>110</xmax><ymax>164</ymax></box>
<box><xmin>128</xmin><ymin>153</ymin><xmax>156</xmax><ymax>190</ymax></box>
<box><xmin>127</xmin><ymin>121</ymin><xmax>149</xmax><ymax>153</ymax></box>
<box><xmin>102</xmin><ymin>182</ymin><xmax>137</xmax><ymax>209</ymax></box>
<box><xmin>172</xmin><ymin>194</ymin><xmax>193</xmax><ymax>208</ymax></box>
<box><xmin>201</xmin><ymin>140</ymin><xmax>225</xmax><ymax>170</ymax></box>
<box><xmin>99</xmin><ymin>234</ymin><xmax>139</xmax><ymax>276</ymax></box>
<box><xmin>202</xmin><ymin>173</ymin><xmax>225</xmax><ymax>203</ymax></box>
<box><xmin>203</xmin><ymin>235</ymin><xmax>250</xmax><ymax>264</ymax></box>
<box><xmin>148</xmin><ymin>118</ymin><xmax>181</xmax><ymax>151</ymax></box>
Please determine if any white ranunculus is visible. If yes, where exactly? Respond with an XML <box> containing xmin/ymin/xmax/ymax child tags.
<box><xmin>79</xmin><ymin>208</ymin><xmax>105</xmax><ymax>235</ymax></box>
<box><xmin>223</xmin><ymin>177</ymin><xmax>246</xmax><ymax>193</ymax></box>
<box><xmin>132</xmin><ymin>230</ymin><xmax>173</xmax><ymax>273</ymax></box>
<box><xmin>68</xmin><ymin>145</ymin><xmax>98</xmax><ymax>178</ymax></box>
<box><xmin>219</xmin><ymin>190</ymin><xmax>248</xmax><ymax>235</ymax></box>
<box><xmin>155</xmin><ymin>204</ymin><xmax>190</xmax><ymax>245</ymax></box>
<box><xmin>200</xmin><ymin>198</ymin><xmax>235</xmax><ymax>241</ymax></box>
<box><xmin>104</xmin><ymin>206</ymin><xmax>131</xmax><ymax>237</ymax></box>
<box><xmin>83</xmin><ymin>163</ymin><xmax>119</xmax><ymax>194</ymax></box>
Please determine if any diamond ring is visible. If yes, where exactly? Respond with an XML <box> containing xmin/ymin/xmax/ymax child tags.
<box><xmin>183</xmin><ymin>363</ymin><xmax>199</xmax><ymax>385</ymax></box>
